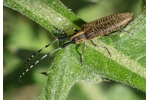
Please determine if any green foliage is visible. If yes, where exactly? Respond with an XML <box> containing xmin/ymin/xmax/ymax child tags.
<box><xmin>4</xmin><ymin>0</ymin><xmax>145</xmax><ymax>100</ymax></box>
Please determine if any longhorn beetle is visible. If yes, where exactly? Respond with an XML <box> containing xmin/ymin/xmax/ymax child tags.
<box><xmin>19</xmin><ymin>12</ymin><xmax>133</xmax><ymax>82</ymax></box>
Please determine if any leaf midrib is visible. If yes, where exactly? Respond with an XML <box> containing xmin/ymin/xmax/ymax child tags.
<box><xmin>86</xmin><ymin>39</ymin><xmax>145</xmax><ymax>78</ymax></box>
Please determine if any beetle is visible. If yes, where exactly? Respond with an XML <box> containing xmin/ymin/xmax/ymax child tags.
<box><xmin>19</xmin><ymin>12</ymin><xmax>133</xmax><ymax>81</ymax></box>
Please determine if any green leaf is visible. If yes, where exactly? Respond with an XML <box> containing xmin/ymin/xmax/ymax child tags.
<box><xmin>3</xmin><ymin>0</ymin><xmax>85</xmax><ymax>34</ymax></box>
<box><xmin>4</xmin><ymin>0</ymin><xmax>146</xmax><ymax>100</ymax></box>
<box><xmin>40</xmin><ymin>14</ymin><xmax>145</xmax><ymax>100</ymax></box>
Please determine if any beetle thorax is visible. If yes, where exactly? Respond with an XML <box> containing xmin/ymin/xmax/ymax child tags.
<box><xmin>70</xmin><ymin>31</ymin><xmax>86</xmax><ymax>44</ymax></box>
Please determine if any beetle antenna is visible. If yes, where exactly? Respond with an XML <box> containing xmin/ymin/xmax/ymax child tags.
<box><xmin>19</xmin><ymin>41</ymin><xmax>74</xmax><ymax>82</ymax></box>
<box><xmin>19</xmin><ymin>47</ymin><xmax>61</xmax><ymax>82</ymax></box>
<box><xmin>24</xmin><ymin>38</ymin><xmax>59</xmax><ymax>68</ymax></box>
<box><xmin>24</xmin><ymin>36</ymin><xmax>69</xmax><ymax>68</ymax></box>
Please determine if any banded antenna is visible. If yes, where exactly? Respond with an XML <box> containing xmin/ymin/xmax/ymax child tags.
<box><xmin>24</xmin><ymin>38</ymin><xmax>59</xmax><ymax>68</ymax></box>
<box><xmin>19</xmin><ymin>36</ymin><xmax>73</xmax><ymax>82</ymax></box>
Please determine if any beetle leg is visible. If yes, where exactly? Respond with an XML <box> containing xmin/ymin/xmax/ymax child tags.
<box><xmin>90</xmin><ymin>40</ymin><xmax>111</xmax><ymax>57</ymax></box>
<box><xmin>104</xmin><ymin>29</ymin><xmax>132</xmax><ymax>36</ymax></box>
<box><xmin>81</xmin><ymin>42</ymin><xmax>86</xmax><ymax>65</ymax></box>
<box><xmin>56</xmin><ymin>27</ymin><xmax>78</xmax><ymax>34</ymax></box>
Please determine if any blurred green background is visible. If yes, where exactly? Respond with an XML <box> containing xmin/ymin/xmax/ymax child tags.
<box><xmin>3</xmin><ymin>0</ymin><xmax>145</xmax><ymax>100</ymax></box>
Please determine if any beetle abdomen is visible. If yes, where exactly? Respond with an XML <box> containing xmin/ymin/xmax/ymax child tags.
<box><xmin>83</xmin><ymin>12</ymin><xmax>133</xmax><ymax>40</ymax></box>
